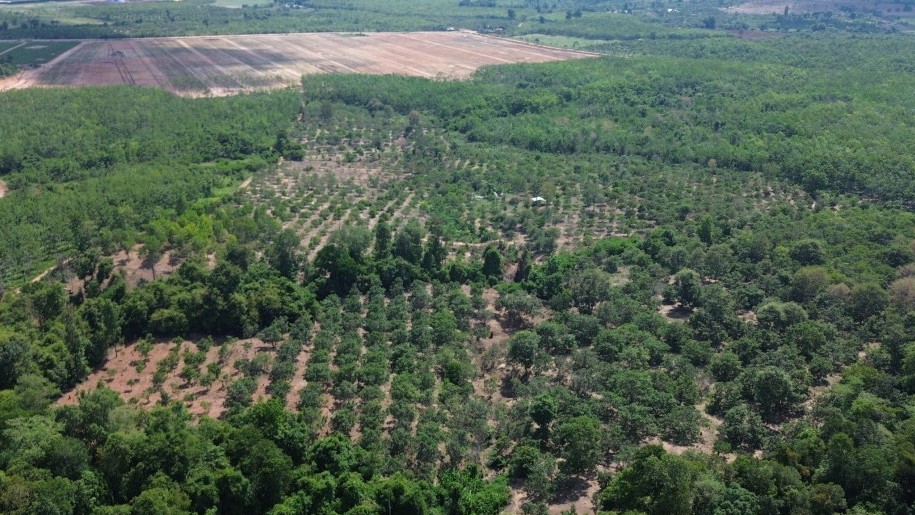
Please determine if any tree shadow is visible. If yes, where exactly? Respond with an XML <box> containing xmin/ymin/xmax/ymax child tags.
<box><xmin>500</xmin><ymin>375</ymin><xmax>518</xmax><ymax>399</ymax></box>
<box><xmin>553</xmin><ymin>475</ymin><xmax>591</xmax><ymax>505</ymax></box>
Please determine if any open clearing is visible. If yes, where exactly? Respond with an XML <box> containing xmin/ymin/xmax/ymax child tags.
<box><xmin>0</xmin><ymin>31</ymin><xmax>595</xmax><ymax>96</ymax></box>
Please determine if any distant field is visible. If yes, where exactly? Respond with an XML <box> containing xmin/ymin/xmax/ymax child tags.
<box><xmin>725</xmin><ymin>0</ymin><xmax>915</xmax><ymax>15</ymax></box>
<box><xmin>0</xmin><ymin>31</ymin><xmax>595</xmax><ymax>95</ymax></box>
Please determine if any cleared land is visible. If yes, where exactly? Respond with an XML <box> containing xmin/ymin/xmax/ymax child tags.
<box><xmin>0</xmin><ymin>31</ymin><xmax>595</xmax><ymax>95</ymax></box>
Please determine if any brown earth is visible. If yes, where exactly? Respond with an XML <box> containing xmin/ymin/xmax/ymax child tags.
<box><xmin>1</xmin><ymin>31</ymin><xmax>596</xmax><ymax>96</ymax></box>
<box><xmin>57</xmin><ymin>337</ymin><xmax>278</xmax><ymax>418</ymax></box>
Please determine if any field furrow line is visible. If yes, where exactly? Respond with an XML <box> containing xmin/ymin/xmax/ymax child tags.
<box><xmin>174</xmin><ymin>39</ymin><xmax>244</xmax><ymax>90</ymax></box>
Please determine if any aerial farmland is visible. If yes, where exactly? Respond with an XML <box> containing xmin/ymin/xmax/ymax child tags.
<box><xmin>1</xmin><ymin>31</ymin><xmax>595</xmax><ymax>95</ymax></box>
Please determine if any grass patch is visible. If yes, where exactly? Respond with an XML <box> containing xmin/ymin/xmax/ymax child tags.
<box><xmin>0</xmin><ymin>41</ymin><xmax>21</xmax><ymax>53</ymax></box>
<box><xmin>0</xmin><ymin>40</ymin><xmax>77</xmax><ymax>67</ymax></box>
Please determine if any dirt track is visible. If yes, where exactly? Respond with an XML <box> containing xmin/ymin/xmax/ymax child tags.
<box><xmin>1</xmin><ymin>31</ymin><xmax>596</xmax><ymax>96</ymax></box>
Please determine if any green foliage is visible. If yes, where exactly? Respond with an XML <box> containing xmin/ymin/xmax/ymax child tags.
<box><xmin>598</xmin><ymin>445</ymin><xmax>696</xmax><ymax>515</ymax></box>
<box><xmin>4</xmin><ymin>10</ymin><xmax>915</xmax><ymax>514</ymax></box>
<box><xmin>554</xmin><ymin>415</ymin><xmax>602</xmax><ymax>475</ymax></box>
<box><xmin>0</xmin><ymin>87</ymin><xmax>298</xmax><ymax>284</ymax></box>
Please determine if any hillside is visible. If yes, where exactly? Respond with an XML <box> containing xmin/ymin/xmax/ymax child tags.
<box><xmin>3</xmin><ymin>3</ymin><xmax>915</xmax><ymax>514</ymax></box>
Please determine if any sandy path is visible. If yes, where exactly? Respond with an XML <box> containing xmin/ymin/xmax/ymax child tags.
<box><xmin>285</xmin><ymin>345</ymin><xmax>312</xmax><ymax>410</ymax></box>
<box><xmin>0</xmin><ymin>41</ymin><xmax>25</xmax><ymax>56</ymax></box>
<box><xmin>0</xmin><ymin>41</ymin><xmax>86</xmax><ymax>92</ymax></box>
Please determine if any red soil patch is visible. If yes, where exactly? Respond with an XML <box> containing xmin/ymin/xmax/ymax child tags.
<box><xmin>57</xmin><ymin>337</ymin><xmax>274</xmax><ymax>419</ymax></box>
<box><xmin>5</xmin><ymin>32</ymin><xmax>596</xmax><ymax>97</ymax></box>
<box><xmin>285</xmin><ymin>345</ymin><xmax>313</xmax><ymax>410</ymax></box>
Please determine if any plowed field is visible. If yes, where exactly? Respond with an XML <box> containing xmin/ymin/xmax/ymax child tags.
<box><xmin>0</xmin><ymin>31</ymin><xmax>595</xmax><ymax>96</ymax></box>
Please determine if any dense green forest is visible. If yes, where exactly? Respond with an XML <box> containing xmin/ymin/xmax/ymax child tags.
<box><xmin>3</xmin><ymin>1</ymin><xmax>915</xmax><ymax>513</ymax></box>
<box><xmin>0</xmin><ymin>87</ymin><xmax>300</xmax><ymax>285</ymax></box>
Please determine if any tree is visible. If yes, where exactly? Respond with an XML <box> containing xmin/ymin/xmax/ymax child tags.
<box><xmin>698</xmin><ymin>215</ymin><xmax>714</xmax><ymax>244</ymax></box>
<box><xmin>710</xmin><ymin>351</ymin><xmax>742</xmax><ymax>382</ymax></box>
<box><xmin>374</xmin><ymin>219</ymin><xmax>392</xmax><ymax>259</ymax></box>
<box><xmin>319</xmin><ymin>101</ymin><xmax>333</xmax><ymax>123</ymax></box>
<box><xmin>57</xmin><ymin>385</ymin><xmax>122</xmax><ymax>450</ymax></box>
<box><xmin>82</xmin><ymin>298</ymin><xmax>122</xmax><ymax>367</ymax></box>
<box><xmin>848</xmin><ymin>282</ymin><xmax>888</xmax><ymax>322</ymax></box>
<box><xmin>373</xmin><ymin>473</ymin><xmax>432</xmax><ymax>515</ymax></box>
<box><xmin>507</xmin><ymin>331</ymin><xmax>543</xmax><ymax>377</ymax></box>
<box><xmin>712</xmin><ymin>483</ymin><xmax>760</xmax><ymax>515</ymax></box>
<box><xmin>497</xmin><ymin>291</ymin><xmax>541</xmax><ymax>328</ymax></box>
<box><xmin>787</xmin><ymin>321</ymin><xmax>827</xmax><ymax>358</ymax></box>
<box><xmin>889</xmin><ymin>276</ymin><xmax>915</xmax><ymax>309</ymax></box>
<box><xmin>267</xmin><ymin>229</ymin><xmax>300</xmax><ymax>280</ymax></box>
<box><xmin>149</xmin><ymin>308</ymin><xmax>188</xmax><ymax>336</ymax></box>
<box><xmin>438</xmin><ymin>467</ymin><xmax>509</xmax><ymax>515</ymax></box>
<box><xmin>814</xmin><ymin>432</ymin><xmax>896</xmax><ymax>505</ymax></box>
<box><xmin>509</xmin><ymin>444</ymin><xmax>556</xmax><ymax>502</ymax></box>
<box><xmin>131</xmin><ymin>486</ymin><xmax>192</xmax><ymax>515</ymax></box>
<box><xmin>315</xmin><ymin>244</ymin><xmax>363</xmax><ymax>298</ymax></box>
<box><xmin>809</xmin><ymin>483</ymin><xmax>847</xmax><ymax>515</ymax></box>
<box><xmin>535</xmin><ymin>321</ymin><xmax>575</xmax><ymax>356</ymax></box>
<box><xmin>756</xmin><ymin>301</ymin><xmax>808</xmax><ymax>331</ymax></box>
<box><xmin>240</xmin><ymin>439</ymin><xmax>292</xmax><ymax>509</ymax></box>
<box><xmin>258</xmin><ymin>316</ymin><xmax>289</xmax><ymax>349</ymax></box>
<box><xmin>63</xmin><ymin>308</ymin><xmax>91</xmax><ymax>387</ymax></box>
<box><xmin>719</xmin><ymin>404</ymin><xmax>765</xmax><ymax>450</ymax></box>
<box><xmin>140</xmin><ymin>236</ymin><xmax>164</xmax><ymax>280</ymax></box>
<box><xmin>421</xmin><ymin>224</ymin><xmax>447</xmax><ymax>276</ymax></box>
<box><xmin>792</xmin><ymin>266</ymin><xmax>830</xmax><ymax>303</ymax></box>
<box><xmin>529</xmin><ymin>393</ymin><xmax>558</xmax><ymax>432</ymax></box>
<box><xmin>746</xmin><ymin>366</ymin><xmax>802</xmax><ymax>422</ymax></box>
<box><xmin>393</xmin><ymin>220</ymin><xmax>424</xmax><ymax>263</ymax></box>
<box><xmin>308</xmin><ymin>434</ymin><xmax>359</xmax><ymax>475</ymax></box>
<box><xmin>598</xmin><ymin>445</ymin><xmax>696</xmax><ymax>515</ymax></box>
<box><xmin>482</xmin><ymin>246</ymin><xmax>503</xmax><ymax>279</ymax></box>
<box><xmin>24</xmin><ymin>281</ymin><xmax>66</xmax><ymax>326</ymax></box>
<box><xmin>568</xmin><ymin>268</ymin><xmax>612</xmax><ymax>314</ymax></box>
<box><xmin>674</xmin><ymin>269</ymin><xmax>702</xmax><ymax>308</ymax></box>
<box><xmin>790</xmin><ymin>239</ymin><xmax>825</xmax><ymax>265</ymax></box>
<box><xmin>0</xmin><ymin>332</ymin><xmax>29</xmax><ymax>389</ymax></box>
<box><xmin>555</xmin><ymin>415</ymin><xmax>602</xmax><ymax>475</ymax></box>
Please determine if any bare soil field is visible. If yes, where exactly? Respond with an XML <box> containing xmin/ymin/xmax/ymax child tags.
<box><xmin>1</xmin><ymin>31</ymin><xmax>595</xmax><ymax>96</ymax></box>
<box><xmin>58</xmin><ymin>336</ymin><xmax>282</xmax><ymax>418</ymax></box>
